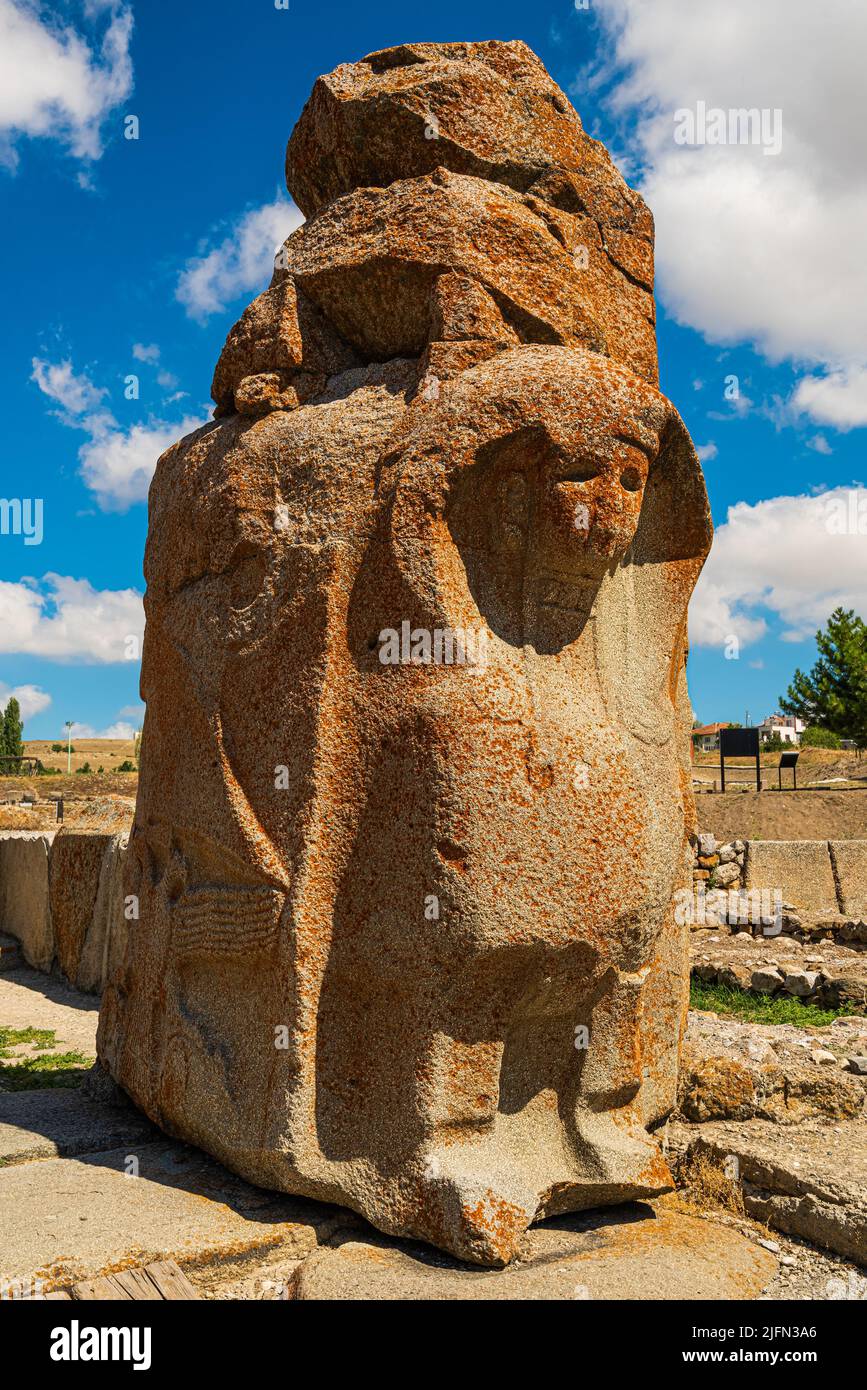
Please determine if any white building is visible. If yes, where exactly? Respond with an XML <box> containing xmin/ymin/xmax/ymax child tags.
<box><xmin>759</xmin><ymin>714</ymin><xmax>805</xmax><ymax>745</ymax></box>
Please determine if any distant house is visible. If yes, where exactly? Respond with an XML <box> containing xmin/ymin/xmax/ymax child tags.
<box><xmin>759</xmin><ymin>714</ymin><xmax>804</xmax><ymax>745</ymax></box>
<box><xmin>691</xmin><ymin>722</ymin><xmax>731</xmax><ymax>753</ymax></box>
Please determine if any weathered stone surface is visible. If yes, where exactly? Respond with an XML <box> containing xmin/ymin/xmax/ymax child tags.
<box><xmin>284</xmin><ymin>41</ymin><xmax>654</xmax><ymax>270</ymax></box>
<box><xmin>829</xmin><ymin>840</ymin><xmax>867</xmax><ymax>916</ymax></box>
<box><xmin>713</xmin><ymin>861</ymin><xmax>740</xmax><ymax>888</ymax></box>
<box><xmin>99</xmin><ymin>41</ymin><xmax>711</xmax><ymax>1267</ymax></box>
<box><xmin>674</xmin><ymin>1119</ymin><xmax>867</xmax><ymax>1265</ymax></box>
<box><xmin>745</xmin><ymin>840</ymin><xmax>839</xmax><ymax>914</ymax></box>
<box><xmin>678</xmin><ymin>1012</ymin><xmax>864</xmax><ymax>1125</ymax></box>
<box><xmin>49</xmin><ymin>828</ymin><xmax>129</xmax><ymax>994</ymax></box>
<box><xmin>211</xmin><ymin>277</ymin><xmax>356</xmax><ymax>414</ymax></box>
<box><xmin>0</xmin><ymin>830</ymin><xmax>55</xmax><ymax>971</ymax></box>
<box><xmin>288</xmin><ymin>1204</ymin><xmax>776</xmax><ymax>1300</ymax></box>
<box><xmin>213</xmin><ymin>42</ymin><xmax>658</xmax><ymax>417</ymax></box>
<box><xmin>751</xmin><ymin>967</ymin><xmax>784</xmax><ymax>993</ymax></box>
<box><xmin>783</xmin><ymin>969</ymin><xmax>820</xmax><ymax>997</ymax></box>
<box><xmin>272</xmin><ymin>170</ymin><xmax>654</xmax><ymax>378</ymax></box>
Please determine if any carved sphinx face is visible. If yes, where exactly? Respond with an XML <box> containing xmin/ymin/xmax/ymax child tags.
<box><xmin>400</xmin><ymin>348</ymin><xmax>683</xmax><ymax>649</ymax></box>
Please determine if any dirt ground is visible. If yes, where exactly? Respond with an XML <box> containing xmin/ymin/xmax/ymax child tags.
<box><xmin>696</xmin><ymin>789</ymin><xmax>867</xmax><ymax>843</ymax></box>
<box><xmin>0</xmin><ymin>738</ymin><xmax>138</xmax><ymax>828</ymax></box>
<box><xmin>693</xmin><ymin>746</ymin><xmax>867</xmax><ymax>789</ymax></box>
<box><xmin>17</xmin><ymin>736</ymin><xmax>136</xmax><ymax>777</ymax></box>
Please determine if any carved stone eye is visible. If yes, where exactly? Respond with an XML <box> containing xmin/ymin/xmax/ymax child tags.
<box><xmin>619</xmin><ymin>465</ymin><xmax>643</xmax><ymax>492</ymax></box>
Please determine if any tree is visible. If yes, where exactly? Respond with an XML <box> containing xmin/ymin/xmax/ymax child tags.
<box><xmin>780</xmin><ymin>607</ymin><xmax>867</xmax><ymax>746</ymax></box>
<box><xmin>801</xmin><ymin>726</ymin><xmax>841</xmax><ymax>749</ymax></box>
<box><xmin>2</xmin><ymin>697</ymin><xmax>24</xmax><ymax>765</ymax></box>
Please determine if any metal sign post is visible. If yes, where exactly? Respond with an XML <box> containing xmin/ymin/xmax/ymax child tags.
<box><xmin>719</xmin><ymin>726</ymin><xmax>761</xmax><ymax>793</ymax></box>
<box><xmin>778</xmin><ymin>749</ymin><xmax>799</xmax><ymax>790</ymax></box>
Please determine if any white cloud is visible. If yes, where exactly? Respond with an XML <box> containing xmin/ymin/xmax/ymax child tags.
<box><xmin>0</xmin><ymin>681</ymin><xmax>52</xmax><ymax>721</ymax></box>
<box><xmin>31</xmin><ymin>355</ymin><xmax>208</xmax><ymax>510</ymax></box>
<box><xmin>132</xmin><ymin>342</ymin><xmax>160</xmax><ymax>364</ymax></box>
<box><xmin>0</xmin><ymin>573</ymin><xmax>143</xmax><ymax>663</ymax></box>
<box><xmin>806</xmin><ymin>433</ymin><xmax>833</xmax><ymax>456</ymax></box>
<box><xmin>78</xmin><ymin>412</ymin><xmax>209</xmax><ymax>510</ymax></box>
<box><xmin>31</xmin><ymin>356</ymin><xmax>107</xmax><ymax>419</ymax></box>
<box><xmin>0</xmin><ymin>1</ymin><xmax>133</xmax><ymax>171</ymax></box>
<box><xmin>689</xmin><ymin>487</ymin><xmax>867</xmax><ymax>648</ymax></box>
<box><xmin>176</xmin><ymin>196</ymin><xmax>304</xmax><ymax>321</ymax></box>
<box><xmin>792</xmin><ymin>367</ymin><xmax>867</xmax><ymax>431</ymax></box>
<box><xmin>67</xmin><ymin>717</ymin><xmax>136</xmax><ymax>740</ymax></box>
<box><xmin>695</xmin><ymin>442</ymin><xmax>717</xmax><ymax>462</ymax></box>
<box><xmin>592</xmin><ymin>0</ymin><xmax>867</xmax><ymax>430</ymax></box>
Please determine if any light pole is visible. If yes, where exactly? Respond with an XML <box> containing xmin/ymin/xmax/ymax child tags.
<box><xmin>65</xmin><ymin>721</ymin><xmax>73</xmax><ymax>775</ymax></box>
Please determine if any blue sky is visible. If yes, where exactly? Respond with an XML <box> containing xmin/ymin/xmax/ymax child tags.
<box><xmin>1</xmin><ymin>0</ymin><xmax>865</xmax><ymax>740</ymax></box>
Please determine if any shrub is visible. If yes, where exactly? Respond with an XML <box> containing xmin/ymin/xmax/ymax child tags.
<box><xmin>801</xmin><ymin>726</ymin><xmax>841</xmax><ymax>749</ymax></box>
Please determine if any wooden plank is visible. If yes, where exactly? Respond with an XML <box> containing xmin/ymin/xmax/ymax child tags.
<box><xmin>72</xmin><ymin>1275</ymin><xmax>132</xmax><ymax>1300</ymax></box>
<box><xmin>68</xmin><ymin>1257</ymin><xmax>200</xmax><ymax>1300</ymax></box>
<box><xmin>143</xmin><ymin>1259</ymin><xmax>200</xmax><ymax>1301</ymax></box>
<box><xmin>108</xmin><ymin>1268</ymin><xmax>162</xmax><ymax>1300</ymax></box>
<box><xmin>43</xmin><ymin>1290</ymin><xmax>73</xmax><ymax>1300</ymax></box>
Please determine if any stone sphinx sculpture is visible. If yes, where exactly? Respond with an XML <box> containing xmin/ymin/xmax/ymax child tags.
<box><xmin>98</xmin><ymin>40</ymin><xmax>712</xmax><ymax>1266</ymax></box>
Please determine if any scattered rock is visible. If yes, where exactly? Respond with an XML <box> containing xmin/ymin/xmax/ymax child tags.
<box><xmin>751</xmin><ymin>967</ymin><xmax>784</xmax><ymax>994</ymax></box>
<box><xmin>672</xmin><ymin>1118</ymin><xmax>867</xmax><ymax>1265</ymax></box>
<box><xmin>783</xmin><ymin>970</ymin><xmax>820</xmax><ymax>996</ymax></box>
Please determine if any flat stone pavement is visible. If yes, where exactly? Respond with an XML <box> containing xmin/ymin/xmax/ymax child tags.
<box><xmin>288</xmin><ymin>1207</ymin><xmax>777</xmax><ymax>1300</ymax></box>
<box><xmin>0</xmin><ymin>1139</ymin><xmax>343</xmax><ymax>1291</ymax></box>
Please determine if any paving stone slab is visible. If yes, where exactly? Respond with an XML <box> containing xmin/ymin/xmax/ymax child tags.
<box><xmin>672</xmin><ymin>1118</ymin><xmax>867</xmax><ymax>1265</ymax></box>
<box><xmin>288</xmin><ymin>1203</ymin><xmax>777</xmax><ymax>1300</ymax></box>
<box><xmin>0</xmin><ymin>1089</ymin><xmax>158</xmax><ymax>1165</ymax></box>
<box><xmin>0</xmin><ymin>1141</ymin><xmax>342</xmax><ymax>1287</ymax></box>
<box><xmin>0</xmin><ymin>967</ymin><xmax>99</xmax><ymax>1057</ymax></box>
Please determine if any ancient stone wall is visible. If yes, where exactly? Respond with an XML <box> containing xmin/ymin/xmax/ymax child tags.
<box><xmin>0</xmin><ymin>827</ymin><xmax>129</xmax><ymax>992</ymax></box>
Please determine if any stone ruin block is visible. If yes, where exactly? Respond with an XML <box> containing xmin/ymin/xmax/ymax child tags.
<box><xmin>97</xmin><ymin>41</ymin><xmax>712</xmax><ymax>1266</ymax></box>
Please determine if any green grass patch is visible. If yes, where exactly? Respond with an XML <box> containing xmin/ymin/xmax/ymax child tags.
<box><xmin>0</xmin><ymin>1026</ymin><xmax>57</xmax><ymax>1053</ymax></box>
<box><xmin>690</xmin><ymin>977</ymin><xmax>854</xmax><ymax>1027</ymax></box>
<box><xmin>0</xmin><ymin>1026</ymin><xmax>92</xmax><ymax>1090</ymax></box>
